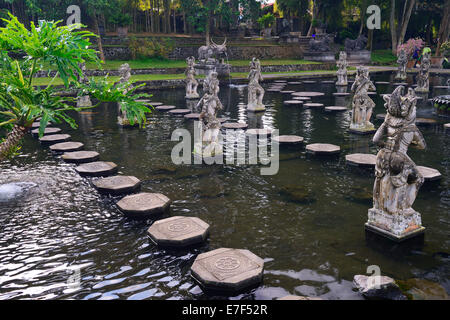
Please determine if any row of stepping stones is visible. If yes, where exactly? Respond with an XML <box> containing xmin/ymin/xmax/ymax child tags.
<box><xmin>31</xmin><ymin>115</ymin><xmax>266</xmax><ymax>295</ymax></box>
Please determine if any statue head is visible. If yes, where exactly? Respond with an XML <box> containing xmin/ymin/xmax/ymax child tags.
<box><xmin>186</xmin><ymin>56</ymin><xmax>195</xmax><ymax>67</ymax></box>
<box><xmin>339</xmin><ymin>51</ymin><xmax>347</xmax><ymax>60</ymax></box>
<box><xmin>383</xmin><ymin>86</ymin><xmax>417</xmax><ymax>123</ymax></box>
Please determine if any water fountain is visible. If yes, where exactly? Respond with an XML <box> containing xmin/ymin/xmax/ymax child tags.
<box><xmin>194</xmin><ymin>38</ymin><xmax>231</xmax><ymax>79</ymax></box>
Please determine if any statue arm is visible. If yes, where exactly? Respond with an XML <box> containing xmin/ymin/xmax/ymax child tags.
<box><xmin>373</xmin><ymin>123</ymin><xmax>386</xmax><ymax>146</ymax></box>
<box><xmin>413</xmin><ymin>129</ymin><xmax>427</xmax><ymax>150</ymax></box>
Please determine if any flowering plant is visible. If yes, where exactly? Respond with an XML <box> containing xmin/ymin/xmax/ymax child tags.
<box><xmin>397</xmin><ymin>38</ymin><xmax>425</xmax><ymax>59</ymax></box>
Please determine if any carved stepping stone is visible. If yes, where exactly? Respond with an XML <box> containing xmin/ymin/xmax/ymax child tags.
<box><xmin>288</xmin><ymin>81</ymin><xmax>302</xmax><ymax>85</ymax></box>
<box><xmin>246</xmin><ymin>128</ymin><xmax>273</xmax><ymax>136</ymax></box>
<box><xmin>278</xmin><ymin>295</ymin><xmax>322</xmax><ymax>300</ymax></box>
<box><xmin>184</xmin><ymin>113</ymin><xmax>201</xmax><ymax>120</ymax></box>
<box><xmin>416</xmin><ymin>118</ymin><xmax>438</xmax><ymax>126</ymax></box>
<box><xmin>274</xmin><ymin>80</ymin><xmax>287</xmax><ymax>83</ymax></box>
<box><xmin>116</xmin><ymin>192</ymin><xmax>171</xmax><ymax>218</ymax></box>
<box><xmin>150</xmin><ymin>102</ymin><xmax>164</xmax><ymax>106</ymax></box>
<box><xmin>31</xmin><ymin>127</ymin><xmax>61</xmax><ymax>136</ymax></box>
<box><xmin>292</xmin><ymin>96</ymin><xmax>311</xmax><ymax>101</ymax></box>
<box><xmin>284</xmin><ymin>100</ymin><xmax>304</xmax><ymax>105</ymax></box>
<box><xmin>304</xmin><ymin>103</ymin><xmax>324</xmax><ymax>108</ymax></box>
<box><xmin>417</xmin><ymin>166</ymin><xmax>442</xmax><ymax>182</ymax></box>
<box><xmin>325</xmin><ymin>106</ymin><xmax>347</xmax><ymax>112</ymax></box>
<box><xmin>50</xmin><ymin>142</ymin><xmax>84</xmax><ymax>153</ymax></box>
<box><xmin>155</xmin><ymin>105</ymin><xmax>176</xmax><ymax>111</ymax></box>
<box><xmin>376</xmin><ymin>81</ymin><xmax>390</xmax><ymax>85</ymax></box>
<box><xmin>148</xmin><ymin>216</ymin><xmax>210</xmax><ymax>247</ymax></box>
<box><xmin>306</xmin><ymin>143</ymin><xmax>340</xmax><ymax>155</ymax></box>
<box><xmin>267</xmin><ymin>88</ymin><xmax>282</xmax><ymax>92</ymax></box>
<box><xmin>346</xmin><ymin>153</ymin><xmax>377</xmax><ymax>168</ymax></box>
<box><xmin>169</xmin><ymin>109</ymin><xmax>191</xmax><ymax>116</ymax></box>
<box><xmin>303</xmin><ymin>80</ymin><xmax>317</xmax><ymax>84</ymax></box>
<box><xmin>333</xmin><ymin>92</ymin><xmax>351</xmax><ymax>96</ymax></box>
<box><xmin>75</xmin><ymin>161</ymin><xmax>118</xmax><ymax>177</ymax></box>
<box><xmin>376</xmin><ymin>113</ymin><xmax>386</xmax><ymax>120</ymax></box>
<box><xmin>93</xmin><ymin>175</ymin><xmax>141</xmax><ymax>195</ymax></box>
<box><xmin>280</xmin><ymin>90</ymin><xmax>295</xmax><ymax>94</ymax></box>
<box><xmin>322</xmin><ymin>80</ymin><xmax>336</xmax><ymax>84</ymax></box>
<box><xmin>272</xmin><ymin>135</ymin><xmax>304</xmax><ymax>145</ymax></box>
<box><xmin>62</xmin><ymin>151</ymin><xmax>100</xmax><ymax>164</ymax></box>
<box><xmin>292</xmin><ymin>92</ymin><xmax>325</xmax><ymax>97</ymax></box>
<box><xmin>394</xmin><ymin>83</ymin><xmax>408</xmax><ymax>86</ymax></box>
<box><xmin>222</xmin><ymin>122</ymin><xmax>248</xmax><ymax>130</ymax></box>
<box><xmin>39</xmin><ymin>134</ymin><xmax>71</xmax><ymax>145</ymax></box>
<box><xmin>190</xmin><ymin>248</ymin><xmax>264</xmax><ymax>294</ymax></box>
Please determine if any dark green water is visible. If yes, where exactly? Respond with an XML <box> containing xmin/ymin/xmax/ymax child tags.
<box><xmin>0</xmin><ymin>72</ymin><xmax>448</xmax><ymax>300</ymax></box>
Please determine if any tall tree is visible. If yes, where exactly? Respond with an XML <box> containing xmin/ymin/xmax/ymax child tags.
<box><xmin>389</xmin><ymin>0</ymin><xmax>417</xmax><ymax>54</ymax></box>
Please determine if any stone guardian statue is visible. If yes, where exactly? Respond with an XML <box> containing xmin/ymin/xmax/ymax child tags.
<box><xmin>395</xmin><ymin>48</ymin><xmax>408</xmax><ymax>80</ymax></box>
<box><xmin>350</xmin><ymin>66</ymin><xmax>376</xmax><ymax>134</ymax></box>
<box><xmin>366</xmin><ymin>86</ymin><xmax>427</xmax><ymax>241</ymax></box>
<box><xmin>247</xmin><ymin>58</ymin><xmax>265</xmax><ymax>112</ymax></box>
<box><xmin>77</xmin><ymin>63</ymin><xmax>92</xmax><ymax>107</ymax></box>
<box><xmin>336</xmin><ymin>51</ymin><xmax>348</xmax><ymax>86</ymax></box>
<box><xmin>415</xmin><ymin>51</ymin><xmax>431</xmax><ymax>93</ymax></box>
<box><xmin>116</xmin><ymin>63</ymin><xmax>133</xmax><ymax>126</ymax></box>
<box><xmin>185</xmin><ymin>56</ymin><xmax>199</xmax><ymax>99</ymax></box>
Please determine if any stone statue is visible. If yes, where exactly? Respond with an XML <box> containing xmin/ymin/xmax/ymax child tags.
<box><xmin>395</xmin><ymin>48</ymin><xmax>408</xmax><ymax>80</ymax></box>
<box><xmin>185</xmin><ymin>56</ymin><xmax>199</xmax><ymax>99</ymax></box>
<box><xmin>198</xmin><ymin>38</ymin><xmax>228</xmax><ymax>64</ymax></box>
<box><xmin>345</xmin><ymin>35</ymin><xmax>368</xmax><ymax>52</ymax></box>
<box><xmin>247</xmin><ymin>58</ymin><xmax>265</xmax><ymax>112</ymax></box>
<box><xmin>367</xmin><ymin>86</ymin><xmax>427</xmax><ymax>240</ymax></box>
<box><xmin>350</xmin><ymin>66</ymin><xmax>376</xmax><ymax>133</ymax></box>
<box><xmin>116</xmin><ymin>63</ymin><xmax>133</xmax><ymax>126</ymax></box>
<box><xmin>77</xmin><ymin>63</ymin><xmax>92</xmax><ymax>107</ymax></box>
<box><xmin>194</xmin><ymin>70</ymin><xmax>223</xmax><ymax>158</ymax></box>
<box><xmin>308</xmin><ymin>34</ymin><xmax>333</xmax><ymax>52</ymax></box>
<box><xmin>415</xmin><ymin>51</ymin><xmax>431</xmax><ymax>93</ymax></box>
<box><xmin>336</xmin><ymin>51</ymin><xmax>348</xmax><ymax>86</ymax></box>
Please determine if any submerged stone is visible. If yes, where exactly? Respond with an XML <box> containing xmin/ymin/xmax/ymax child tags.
<box><xmin>353</xmin><ymin>275</ymin><xmax>407</xmax><ymax>300</ymax></box>
<box><xmin>279</xmin><ymin>185</ymin><xmax>316</xmax><ymax>203</ymax></box>
<box><xmin>397</xmin><ymin>278</ymin><xmax>449</xmax><ymax>300</ymax></box>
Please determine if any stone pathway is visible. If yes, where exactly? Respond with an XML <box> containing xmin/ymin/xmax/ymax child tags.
<box><xmin>116</xmin><ymin>192</ymin><xmax>171</xmax><ymax>218</ymax></box>
<box><xmin>306</xmin><ymin>143</ymin><xmax>341</xmax><ymax>155</ymax></box>
<box><xmin>93</xmin><ymin>175</ymin><xmax>141</xmax><ymax>195</ymax></box>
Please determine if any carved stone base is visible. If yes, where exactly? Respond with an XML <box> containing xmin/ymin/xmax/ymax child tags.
<box><xmin>366</xmin><ymin>208</ymin><xmax>425</xmax><ymax>242</ymax></box>
<box><xmin>346</xmin><ymin>50</ymin><xmax>371</xmax><ymax>65</ymax></box>
<box><xmin>395</xmin><ymin>73</ymin><xmax>407</xmax><ymax>81</ymax></box>
<box><xmin>117</xmin><ymin>116</ymin><xmax>138</xmax><ymax>127</ymax></box>
<box><xmin>415</xmin><ymin>87</ymin><xmax>429</xmax><ymax>94</ymax></box>
<box><xmin>186</xmin><ymin>93</ymin><xmax>200</xmax><ymax>99</ymax></box>
<box><xmin>247</xmin><ymin>103</ymin><xmax>266</xmax><ymax>113</ymax></box>
<box><xmin>336</xmin><ymin>81</ymin><xmax>348</xmax><ymax>86</ymax></box>
<box><xmin>193</xmin><ymin>141</ymin><xmax>223</xmax><ymax>159</ymax></box>
<box><xmin>349</xmin><ymin>123</ymin><xmax>376</xmax><ymax>135</ymax></box>
<box><xmin>194</xmin><ymin>63</ymin><xmax>231</xmax><ymax>79</ymax></box>
<box><xmin>77</xmin><ymin>96</ymin><xmax>92</xmax><ymax>107</ymax></box>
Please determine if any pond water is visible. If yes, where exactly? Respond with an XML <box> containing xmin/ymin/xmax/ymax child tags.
<box><xmin>0</xmin><ymin>72</ymin><xmax>449</xmax><ymax>300</ymax></box>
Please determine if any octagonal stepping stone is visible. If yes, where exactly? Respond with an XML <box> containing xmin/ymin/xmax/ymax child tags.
<box><xmin>274</xmin><ymin>80</ymin><xmax>287</xmax><ymax>83</ymax></box>
<box><xmin>434</xmin><ymin>85</ymin><xmax>450</xmax><ymax>89</ymax></box>
<box><xmin>306</xmin><ymin>143</ymin><xmax>340</xmax><ymax>155</ymax></box>
<box><xmin>417</xmin><ymin>166</ymin><xmax>442</xmax><ymax>182</ymax></box>
<box><xmin>394</xmin><ymin>83</ymin><xmax>408</xmax><ymax>86</ymax></box>
<box><xmin>184</xmin><ymin>113</ymin><xmax>201</xmax><ymax>120</ymax></box>
<box><xmin>367</xmin><ymin>92</ymin><xmax>377</xmax><ymax>96</ymax></box>
<box><xmin>155</xmin><ymin>105</ymin><xmax>176</xmax><ymax>111</ymax></box>
<box><xmin>150</xmin><ymin>102</ymin><xmax>164</xmax><ymax>106</ymax></box>
<box><xmin>325</xmin><ymin>106</ymin><xmax>347</xmax><ymax>112</ymax></box>
<box><xmin>93</xmin><ymin>175</ymin><xmax>141</xmax><ymax>195</ymax></box>
<box><xmin>322</xmin><ymin>80</ymin><xmax>336</xmax><ymax>84</ymax></box>
<box><xmin>31</xmin><ymin>127</ymin><xmax>61</xmax><ymax>136</ymax></box>
<box><xmin>444</xmin><ymin>123</ymin><xmax>450</xmax><ymax>130</ymax></box>
<box><xmin>267</xmin><ymin>88</ymin><xmax>282</xmax><ymax>92</ymax></box>
<box><xmin>136</xmin><ymin>99</ymin><xmax>152</xmax><ymax>103</ymax></box>
<box><xmin>148</xmin><ymin>216</ymin><xmax>210</xmax><ymax>248</ymax></box>
<box><xmin>116</xmin><ymin>192</ymin><xmax>171</xmax><ymax>218</ymax></box>
<box><xmin>284</xmin><ymin>100</ymin><xmax>304</xmax><ymax>105</ymax></box>
<box><xmin>39</xmin><ymin>134</ymin><xmax>71</xmax><ymax>145</ymax></box>
<box><xmin>75</xmin><ymin>161</ymin><xmax>118</xmax><ymax>177</ymax></box>
<box><xmin>62</xmin><ymin>151</ymin><xmax>100</xmax><ymax>164</ymax></box>
<box><xmin>246</xmin><ymin>128</ymin><xmax>273</xmax><ymax>136</ymax></box>
<box><xmin>288</xmin><ymin>81</ymin><xmax>302</xmax><ymax>85</ymax></box>
<box><xmin>292</xmin><ymin>96</ymin><xmax>311</xmax><ymax>101</ymax></box>
<box><xmin>222</xmin><ymin>122</ymin><xmax>248</xmax><ymax>130</ymax></box>
<box><xmin>304</xmin><ymin>103</ymin><xmax>324</xmax><ymax>108</ymax></box>
<box><xmin>376</xmin><ymin>113</ymin><xmax>386</xmax><ymax>120</ymax></box>
<box><xmin>346</xmin><ymin>153</ymin><xmax>377</xmax><ymax>168</ymax></box>
<box><xmin>169</xmin><ymin>109</ymin><xmax>191</xmax><ymax>116</ymax></box>
<box><xmin>416</xmin><ymin>118</ymin><xmax>438</xmax><ymax>126</ymax></box>
<box><xmin>190</xmin><ymin>248</ymin><xmax>264</xmax><ymax>294</ymax></box>
<box><xmin>218</xmin><ymin>117</ymin><xmax>230</xmax><ymax>123</ymax></box>
<box><xmin>376</xmin><ymin>81</ymin><xmax>390</xmax><ymax>85</ymax></box>
<box><xmin>333</xmin><ymin>92</ymin><xmax>351</xmax><ymax>96</ymax></box>
<box><xmin>303</xmin><ymin>80</ymin><xmax>317</xmax><ymax>84</ymax></box>
<box><xmin>272</xmin><ymin>135</ymin><xmax>304</xmax><ymax>145</ymax></box>
<box><xmin>280</xmin><ymin>90</ymin><xmax>295</xmax><ymax>94</ymax></box>
<box><xmin>292</xmin><ymin>92</ymin><xmax>325</xmax><ymax>97</ymax></box>
<box><xmin>50</xmin><ymin>142</ymin><xmax>84</xmax><ymax>153</ymax></box>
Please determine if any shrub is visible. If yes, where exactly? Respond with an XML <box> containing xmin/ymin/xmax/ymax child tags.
<box><xmin>440</xmin><ymin>41</ymin><xmax>450</xmax><ymax>57</ymax></box>
<box><xmin>128</xmin><ymin>37</ymin><xmax>175</xmax><ymax>60</ymax></box>
<box><xmin>257</xmin><ymin>13</ymin><xmax>275</xmax><ymax>29</ymax></box>
<box><xmin>109</xmin><ymin>12</ymin><xmax>132</xmax><ymax>27</ymax></box>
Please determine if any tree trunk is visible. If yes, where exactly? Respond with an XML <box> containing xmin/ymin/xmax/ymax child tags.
<box><xmin>173</xmin><ymin>7</ymin><xmax>176</xmax><ymax>33</ymax></box>
<box><xmin>390</xmin><ymin>0</ymin><xmax>398</xmax><ymax>55</ymax></box>
<box><xmin>436</xmin><ymin>0</ymin><xmax>450</xmax><ymax>56</ymax></box>
<box><xmin>183</xmin><ymin>11</ymin><xmax>187</xmax><ymax>34</ymax></box>
<box><xmin>92</xmin><ymin>9</ymin><xmax>105</xmax><ymax>61</ymax></box>
<box><xmin>398</xmin><ymin>0</ymin><xmax>416</xmax><ymax>46</ymax></box>
<box><xmin>0</xmin><ymin>125</ymin><xmax>28</xmax><ymax>162</ymax></box>
<box><xmin>307</xmin><ymin>0</ymin><xmax>317</xmax><ymax>37</ymax></box>
<box><xmin>206</xmin><ymin>6</ymin><xmax>211</xmax><ymax>45</ymax></box>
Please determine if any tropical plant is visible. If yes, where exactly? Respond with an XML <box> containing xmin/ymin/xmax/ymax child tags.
<box><xmin>0</xmin><ymin>14</ymin><xmax>151</xmax><ymax>162</ymax></box>
<box><xmin>128</xmin><ymin>36</ymin><xmax>175</xmax><ymax>60</ymax></box>
<box><xmin>257</xmin><ymin>13</ymin><xmax>275</xmax><ymax>29</ymax></box>
<box><xmin>440</xmin><ymin>41</ymin><xmax>450</xmax><ymax>57</ymax></box>
<box><xmin>109</xmin><ymin>12</ymin><xmax>132</xmax><ymax>27</ymax></box>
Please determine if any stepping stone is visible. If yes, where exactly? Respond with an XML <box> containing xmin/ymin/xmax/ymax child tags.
<box><xmin>367</xmin><ymin>92</ymin><xmax>377</xmax><ymax>96</ymax></box>
<box><xmin>376</xmin><ymin>113</ymin><xmax>386</xmax><ymax>120</ymax></box>
<box><xmin>284</xmin><ymin>100</ymin><xmax>303</xmax><ymax>105</ymax></box>
<box><xmin>322</xmin><ymin>80</ymin><xmax>336</xmax><ymax>84</ymax></box>
<box><xmin>306</xmin><ymin>143</ymin><xmax>340</xmax><ymax>155</ymax></box>
<box><xmin>222</xmin><ymin>122</ymin><xmax>248</xmax><ymax>130</ymax></box>
<box><xmin>246</xmin><ymin>128</ymin><xmax>273</xmax><ymax>136</ymax></box>
<box><xmin>39</xmin><ymin>134</ymin><xmax>71</xmax><ymax>145</ymax></box>
<box><xmin>346</xmin><ymin>153</ymin><xmax>377</xmax><ymax>168</ymax></box>
<box><xmin>280</xmin><ymin>90</ymin><xmax>295</xmax><ymax>94</ymax></box>
<box><xmin>274</xmin><ymin>80</ymin><xmax>287</xmax><ymax>83</ymax></box>
<box><xmin>292</xmin><ymin>92</ymin><xmax>325</xmax><ymax>97</ymax></box>
<box><xmin>376</xmin><ymin>81</ymin><xmax>390</xmax><ymax>85</ymax></box>
<box><xmin>147</xmin><ymin>216</ymin><xmax>210</xmax><ymax>248</ymax></box>
<box><xmin>278</xmin><ymin>295</ymin><xmax>322</xmax><ymax>300</ymax></box>
<box><xmin>116</xmin><ymin>192</ymin><xmax>171</xmax><ymax>218</ymax></box>
<box><xmin>416</xmin><ymin>118</ymin><xmax>438</xmax><ymax>126</ymax></box>
<box><xmin>288</xmin><ymin>81</ymin><xmax>302</xmax><ymax>85</ymax></box>
<box><xmin>150</xmin><ymin>102</ymin><xmax>164</xmax><ymax>106</ymax></box>
<box><xmin>303</xmin><ymin>80</ymin><xmax>317</xmax><ymax>84</ymax></box>
<box><xmin>50</xmin><ymin>142</ymin><xmax>84</xmax><ymax>153</ymax></box>
<box><xmin>31</xmin><ymin>127</ymin><xmax>61</xmax><ymax>136</ymax></box>
<box><xmin>444</xmin><ymin>123</ymin><xmax>450</xmax><ymax>130</ymax></box>
<box><xmin>93</xmin><ymin>175</ymin><xmax>141</xmax><ymax>195</ymax></box>
<box><xmin>32</xmin><ymin>120</ymin><xmax>53</xmax><ymax>128</ymax></box>
<box><xmin>304</xmin><ymin>103</ymin><xmax>324</xmax><ymax>108</ymax></box>
<box><xmin>325</xmin><ymin>106</ymin><xmax>347</xmax><ymax>112</ymax></box>
<box><xmin>292</xmin><ymin>96</ymin><xmax>311</xmax><ymax>101</ymax></box>
<box><xmin>155</xmin><ymin>105</ymin><xmax>176</xmax><ymax>111</ymax></box>
<box><xmin>272</xmin><ymin>135</ymin><xmax>304</xmax><ymax>145</ymax></box>
<box><xmin>169</xmin><ymin>109</ymin><xmax>191</xmax><ymax>116</ymax></box>
<box><xmin>267</xmin><ymin>88</ymin><xmax>282</xmax><ymax>92</ymax></box>
<box><xmin>333</xmin><ymin>92</ymin><xmax>350</xmax><ymax>96</ymax></box>
<box><xmin>218</xmin><ymin>117</ymin><xmax>230</xmax><ymax>123</ymax></box>
<box><xmin>434</xmin><ymin>85</ymin><xmax>449</xmax><ymax>89</ymax></box>
<box><xmin>190</xmin><ymin>248</ymin><xmax>264</xmax><ymax>294</ymax></box>
<box><xmin>75</xmin><ymin>161</ymin><xmax>118</xmax><ymax>177</ymax></box>
<box><xmin>136</xmin><ymin>99</ymin><xmax>152</xmax><ymax>103</ymax></box>
<box><xmin>394</xmin><ymin>83</ymin><xmax>408</xmax><ymax>86</ymax></box>
<box><xmin>417</xmin><ymin>166</ymin><xmax>442</xmax><ymax>182</ymax></box>
<box><xmin>62</xmin><ymin>151</ymin><xmax>100</xmax><ymax>164</ymax></box>
<box><xmin>184</xmin><ymin>113</ymin><xmax>201</xmax><ymax>120</ymax></box>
